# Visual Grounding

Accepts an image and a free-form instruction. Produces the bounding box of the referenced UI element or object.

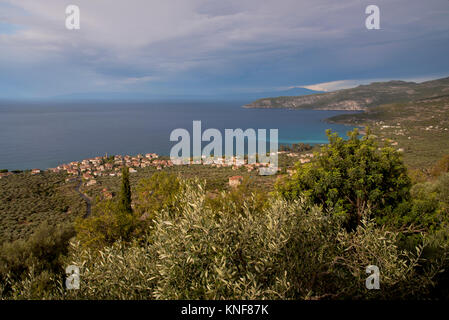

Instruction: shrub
[74,199,145,249]
[276,128,411,230]
[205,177,269,216]
[74,171,178,249]
[0,221,74,298]
[408,168,428,184]
[379,182,440,230]
[436,173,449,213]
[55,181,442,300]
[134,172,183,220]
[279,142,313,153]
[431,154,449,177]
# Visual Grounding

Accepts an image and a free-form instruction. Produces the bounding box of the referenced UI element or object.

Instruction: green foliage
[279,142,312,153]
[382,175,449,233]
[104,155,115,164]
[421,227,449,299]
[74,199,145,249]
[332,220,443,299]
[410,183,441,227]
[431,154,449,177]
[205,177,269,216]
[1,132,449,300]
[15,181,440,300]
[408,168,428,184]
[0,221,74,298]
[118,166,132,214]
[0,172,84,243]
[135,172,183,220]
[436,173,449,215]
[1,181,447,300]
[277,128,411,230]
[329,96,449,170]
[75,172,187,249]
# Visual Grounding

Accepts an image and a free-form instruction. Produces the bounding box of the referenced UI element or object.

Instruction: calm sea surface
[0,101,358,170]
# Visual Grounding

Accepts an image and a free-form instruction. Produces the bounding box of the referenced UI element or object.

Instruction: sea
[0,101,358,170]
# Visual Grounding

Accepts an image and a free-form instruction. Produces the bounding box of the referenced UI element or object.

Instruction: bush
[379,182,440,230]
[205,177,269,216]
[431,154,449,177]
[0,221,74,298]
[279,143,313,153]
[50,181,442,300]
[74,172,181,249]
[277,129,411,230]
[134,172,183,220]
[421,228,449,299]
[436,173,449,213]
[74,199,145,249]
[385,178,449,232]
[408,168,428,184]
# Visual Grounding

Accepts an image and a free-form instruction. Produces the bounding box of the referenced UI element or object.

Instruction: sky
[0,0,448,100]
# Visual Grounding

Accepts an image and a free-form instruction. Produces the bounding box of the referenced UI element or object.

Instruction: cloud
[119,76,159,85]
[300,80,361,92]
[297,74,448,92]
[0,0,448,98]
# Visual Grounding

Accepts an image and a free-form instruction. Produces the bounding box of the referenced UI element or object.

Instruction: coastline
[0,104,355,171]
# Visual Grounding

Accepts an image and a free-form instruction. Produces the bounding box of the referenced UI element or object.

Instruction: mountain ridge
[243,76,449,110]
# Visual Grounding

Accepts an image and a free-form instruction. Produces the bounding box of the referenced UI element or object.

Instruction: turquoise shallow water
[0,101,358,170]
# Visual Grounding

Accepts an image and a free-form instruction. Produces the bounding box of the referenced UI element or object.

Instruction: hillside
[0,172,85,243]
[243,76,449,110]
[328,95,449,169]
[0,153,302,244]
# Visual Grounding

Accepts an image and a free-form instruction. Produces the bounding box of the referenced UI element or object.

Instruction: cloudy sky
[0,0,448,99]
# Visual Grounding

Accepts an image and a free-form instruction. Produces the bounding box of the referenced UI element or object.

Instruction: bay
[0,101,358,170]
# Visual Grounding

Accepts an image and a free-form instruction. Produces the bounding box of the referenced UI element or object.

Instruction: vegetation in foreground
[1,129,449,300]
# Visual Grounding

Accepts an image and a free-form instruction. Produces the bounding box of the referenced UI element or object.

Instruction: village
[47,153,163,185]
[1,150,317,190]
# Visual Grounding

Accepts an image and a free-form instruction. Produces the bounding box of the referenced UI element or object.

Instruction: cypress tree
[119,166,132,213]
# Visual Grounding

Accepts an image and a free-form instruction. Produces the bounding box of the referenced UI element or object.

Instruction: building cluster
[173,153,280,173]
[211,160,274,173]
[0,172,13,179]
[284,152,314,164]
[298,153,314,164]
[377,121,449,136]
[1,169,41,179]
[424,125,449,132]
[2,151,316,182]
[46,153,165,184]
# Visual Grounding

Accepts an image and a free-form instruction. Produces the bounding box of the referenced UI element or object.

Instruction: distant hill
[243,76,449,110]
[218,87,322,101]
[46,87,322,103]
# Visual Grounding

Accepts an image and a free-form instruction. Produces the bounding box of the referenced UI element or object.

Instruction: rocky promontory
[243,77,449,111]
